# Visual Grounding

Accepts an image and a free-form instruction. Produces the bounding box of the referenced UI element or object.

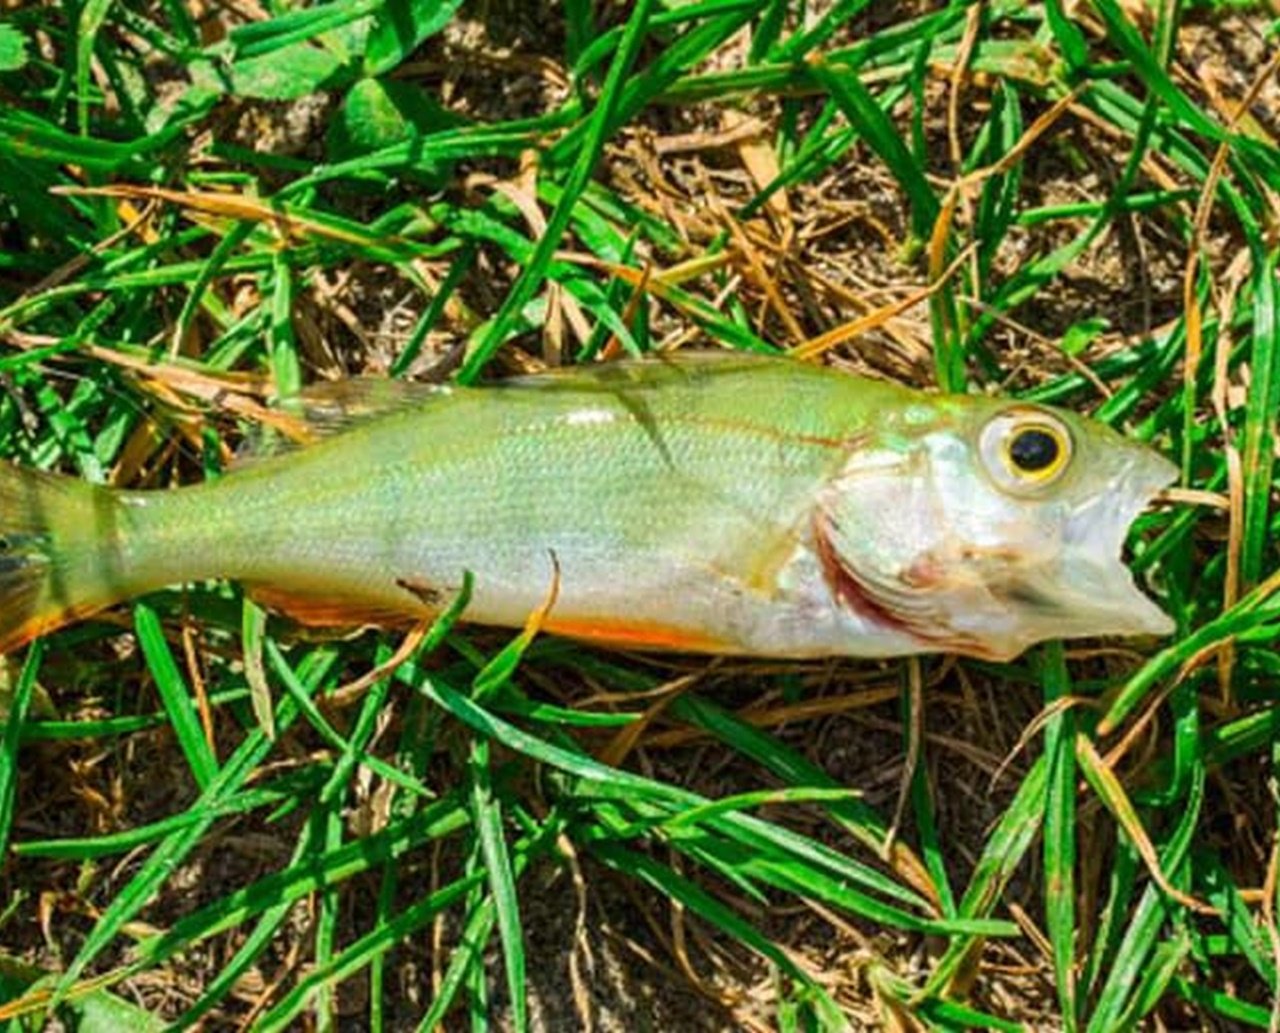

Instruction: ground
[1,2,1279,1030]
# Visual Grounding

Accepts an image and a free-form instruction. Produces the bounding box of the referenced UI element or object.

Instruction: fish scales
[126,359,871,639]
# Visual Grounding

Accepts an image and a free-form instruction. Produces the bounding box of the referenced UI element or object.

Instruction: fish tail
[0,463,128,653]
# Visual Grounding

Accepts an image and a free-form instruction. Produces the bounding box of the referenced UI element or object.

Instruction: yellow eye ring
[979,409,1074,493]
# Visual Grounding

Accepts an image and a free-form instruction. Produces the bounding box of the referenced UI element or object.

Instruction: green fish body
[0,354,1175,660]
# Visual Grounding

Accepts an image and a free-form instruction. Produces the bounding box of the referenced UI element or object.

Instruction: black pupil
[1009,428,1060,472]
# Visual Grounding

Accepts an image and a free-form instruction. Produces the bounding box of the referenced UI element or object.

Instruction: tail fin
[0,464,124,654]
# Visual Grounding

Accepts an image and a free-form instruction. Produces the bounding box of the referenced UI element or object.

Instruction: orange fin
[542,616,731,653]
[0,603,117,655]
[246,583,425,630]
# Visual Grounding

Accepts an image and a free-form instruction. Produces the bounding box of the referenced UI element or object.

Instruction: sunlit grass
[1,0,1278,1028]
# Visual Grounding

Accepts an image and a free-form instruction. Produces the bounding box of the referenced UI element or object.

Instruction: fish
[0,352,1176,661]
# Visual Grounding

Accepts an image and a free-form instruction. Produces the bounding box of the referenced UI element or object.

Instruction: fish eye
[979,409,1073,494]
[1008,426,1063,474]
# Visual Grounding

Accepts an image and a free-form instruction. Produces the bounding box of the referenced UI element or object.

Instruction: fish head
[817,396,1177,661]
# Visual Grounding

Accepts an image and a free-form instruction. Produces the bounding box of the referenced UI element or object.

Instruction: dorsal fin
[289,376,453,430]
[239,355,778,459]
[239,376,452,459]
[499,351,777,395]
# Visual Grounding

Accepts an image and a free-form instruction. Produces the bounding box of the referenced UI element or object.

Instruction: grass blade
[458,0,655,381]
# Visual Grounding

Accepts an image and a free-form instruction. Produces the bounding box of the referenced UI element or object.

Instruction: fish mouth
[1007,450,1179,641]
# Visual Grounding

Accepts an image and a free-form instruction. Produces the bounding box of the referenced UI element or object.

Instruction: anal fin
[542,616,731,653]
[246,583,425,631]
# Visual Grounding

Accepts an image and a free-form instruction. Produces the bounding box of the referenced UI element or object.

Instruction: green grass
[1,0,1279,1028]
